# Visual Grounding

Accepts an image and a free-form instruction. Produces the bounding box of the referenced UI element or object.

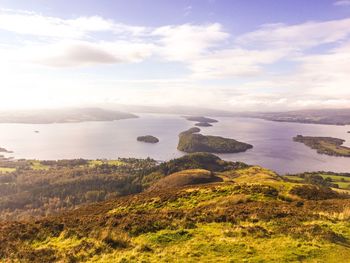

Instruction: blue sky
[0,0,350,110]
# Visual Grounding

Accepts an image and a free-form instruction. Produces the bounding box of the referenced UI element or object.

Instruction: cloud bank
[0,8,350,111]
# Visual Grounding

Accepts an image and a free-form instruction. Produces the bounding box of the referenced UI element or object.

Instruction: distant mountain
[106,104,350,126]
[245,108,350,125]
[105,104,233,116]
[0,108,137,124]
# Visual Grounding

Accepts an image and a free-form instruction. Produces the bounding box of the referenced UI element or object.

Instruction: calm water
[1,113,350,174]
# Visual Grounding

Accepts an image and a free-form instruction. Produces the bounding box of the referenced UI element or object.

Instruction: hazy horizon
[1,0,350,111]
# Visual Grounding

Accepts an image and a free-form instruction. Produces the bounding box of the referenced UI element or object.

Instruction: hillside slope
[1,155,350,262]
[0,153,248,221]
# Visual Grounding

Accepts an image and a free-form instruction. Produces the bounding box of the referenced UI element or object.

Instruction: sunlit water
[1,113,350,174]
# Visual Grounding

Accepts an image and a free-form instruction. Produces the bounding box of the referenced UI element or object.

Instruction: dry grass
[319,206,350,221]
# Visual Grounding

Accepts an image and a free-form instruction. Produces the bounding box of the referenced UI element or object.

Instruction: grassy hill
[147,169,222,191]
[1,154,350,262]
[0,153,247,220]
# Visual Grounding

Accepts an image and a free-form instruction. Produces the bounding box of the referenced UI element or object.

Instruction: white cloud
[189,48,289,78]
[32,41,155,67]
[237,18,350,50]
[231,40,350,110]
[0,9,146,39]
[334,0,350,6]
[294,42,350,96]
[1,9,350,110]
[153,23,229,61]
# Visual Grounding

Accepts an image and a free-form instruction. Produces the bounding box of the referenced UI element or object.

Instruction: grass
[285,173,350,190]
[319,206,350,221]
[88,160,125,167]
[284,175,304,182]
[32,238,104,262]
[2,159,350,262]
[0,167,16,173]
[86,222,350,263]
[320,174,350,189]
[30,160,50,170]
[108,180,276,214]
[319,174,350,182]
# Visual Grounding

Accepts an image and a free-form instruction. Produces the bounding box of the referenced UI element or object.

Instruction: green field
[284,175,304,182]
[319,174,350,189]
[30,160,50,170]
[285,173,350,190]
[0,167,16,173]
[88,160,125,167]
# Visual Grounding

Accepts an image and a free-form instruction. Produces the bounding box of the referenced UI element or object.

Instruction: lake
[1,113,350,174]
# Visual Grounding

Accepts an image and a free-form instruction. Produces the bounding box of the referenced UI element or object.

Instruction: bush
[100,230,130,249]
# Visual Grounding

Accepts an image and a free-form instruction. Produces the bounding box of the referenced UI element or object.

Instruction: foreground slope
[0,154,350,262]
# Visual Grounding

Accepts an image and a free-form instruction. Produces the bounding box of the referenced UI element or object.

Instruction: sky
[0,0,350,111]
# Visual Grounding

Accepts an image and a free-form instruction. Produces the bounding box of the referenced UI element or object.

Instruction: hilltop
[0,153,350,262]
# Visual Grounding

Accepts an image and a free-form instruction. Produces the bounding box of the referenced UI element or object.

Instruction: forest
[0,158,157,220]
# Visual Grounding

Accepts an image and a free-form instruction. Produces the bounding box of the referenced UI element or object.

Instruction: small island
[195,122,213,127]
[177,127,253,153]
[185,116,218,123]
[137,135,159,143]
[293,135,350,157]
[0,147,13,153]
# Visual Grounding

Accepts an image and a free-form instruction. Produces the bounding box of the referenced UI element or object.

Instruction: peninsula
[293,135,350,157]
